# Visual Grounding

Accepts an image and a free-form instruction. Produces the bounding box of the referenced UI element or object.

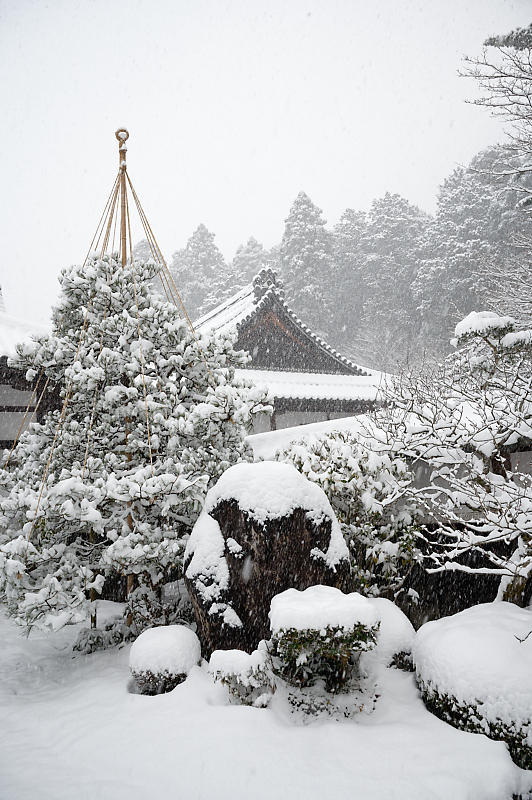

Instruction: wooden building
[194,269,385,431]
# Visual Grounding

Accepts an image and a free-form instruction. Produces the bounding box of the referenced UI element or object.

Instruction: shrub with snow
[269,586,379,695]
[129,624,201,695]
[367,597,415,669]
[209,642,274,706]
[277,431,422,598]
[413,602,532,769]
[369,311,532,605]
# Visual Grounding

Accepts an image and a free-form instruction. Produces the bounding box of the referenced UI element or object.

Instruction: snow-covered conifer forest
[0,3,532,799]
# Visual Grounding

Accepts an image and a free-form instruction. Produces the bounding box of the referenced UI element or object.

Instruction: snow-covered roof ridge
[234,368,385,402]
[194,269,369,377]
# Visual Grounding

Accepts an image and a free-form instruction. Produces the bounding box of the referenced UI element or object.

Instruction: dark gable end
[208,269,367,376]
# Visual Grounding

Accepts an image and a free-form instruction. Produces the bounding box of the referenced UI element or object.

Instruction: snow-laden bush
[208,588,416,719]
[269,586,379,698]
[129,624,201,695]
[209,642,274,707]
[369,311,532,603]
[277,431,422,597]
[367,596,415,670]
[0,255,270,634]
[413,602,532,769]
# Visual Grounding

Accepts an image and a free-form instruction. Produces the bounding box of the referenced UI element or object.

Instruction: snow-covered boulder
[184,461,350,656]
[129,625,201,695]
[413,602,532,768]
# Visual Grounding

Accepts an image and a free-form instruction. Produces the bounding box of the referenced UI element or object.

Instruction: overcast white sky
[1,0,530,322]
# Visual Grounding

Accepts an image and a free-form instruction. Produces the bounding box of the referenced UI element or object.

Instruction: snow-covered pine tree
[330,208,367,356]
[0,254,269,633]
[413,146,532,359]
[169,224,229,319]
[357,192,430,371]
[280,192,333,334]
[231,237,266,286]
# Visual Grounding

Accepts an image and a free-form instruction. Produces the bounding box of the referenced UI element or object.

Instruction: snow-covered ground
[0,606,530,800]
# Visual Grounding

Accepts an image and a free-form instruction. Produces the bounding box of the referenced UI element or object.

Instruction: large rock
[184,461,351,656]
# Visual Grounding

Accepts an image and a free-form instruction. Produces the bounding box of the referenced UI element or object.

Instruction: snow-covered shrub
[369,311,532,605]
[269,586,379,695]
[0,255,270,634]
[74,620,134,654]
[367,596,415,670]
[209,642,275,706]
[129,624,201,695]
[277,432,422,598]
[413,602,532,769]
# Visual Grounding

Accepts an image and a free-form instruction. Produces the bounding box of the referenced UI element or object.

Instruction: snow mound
[269,586,378,634]
[209,642,269,681]
[203,460,348,568]
[129,625,201,676]
[368,598,415,665]
[413,602,532,730]
[454,311,514,339]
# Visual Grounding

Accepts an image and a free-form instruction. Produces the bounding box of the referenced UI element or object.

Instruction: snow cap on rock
[203,460,349,568]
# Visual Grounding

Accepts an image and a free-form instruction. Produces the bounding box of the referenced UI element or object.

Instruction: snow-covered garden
[2,10,532,800]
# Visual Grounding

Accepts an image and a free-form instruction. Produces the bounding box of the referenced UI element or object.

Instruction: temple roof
[194,269,368,376]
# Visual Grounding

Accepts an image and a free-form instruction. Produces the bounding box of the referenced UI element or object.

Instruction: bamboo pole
[115,128,129,267]
[115,129,136,622]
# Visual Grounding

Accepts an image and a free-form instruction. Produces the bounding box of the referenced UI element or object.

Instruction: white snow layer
[247,414,368,460]
[184,513,229,600]
[0,610,529,800]
[368,597,415,665]
[454,311,514,339]
[205,460,335,524]
[0,311,49,358]
[413,602,532,730]
[203,460,348,567]
[129,625,201,675]
[209,642,269,681]
[234,368,385,401]
[269,586,378,634]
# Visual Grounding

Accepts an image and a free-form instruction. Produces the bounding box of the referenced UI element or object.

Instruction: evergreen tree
[169,224,228,319]
[0,255,268,633]
[232,237,266,286]
[280,192,333,333]
[357,193,430,370]
[330,209,367,351]
[414,146,532,358]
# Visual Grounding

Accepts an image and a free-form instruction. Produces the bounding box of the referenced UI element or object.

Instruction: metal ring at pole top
[115,128,129,143]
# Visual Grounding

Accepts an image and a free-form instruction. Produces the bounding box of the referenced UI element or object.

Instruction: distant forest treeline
[135,144,532,371]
